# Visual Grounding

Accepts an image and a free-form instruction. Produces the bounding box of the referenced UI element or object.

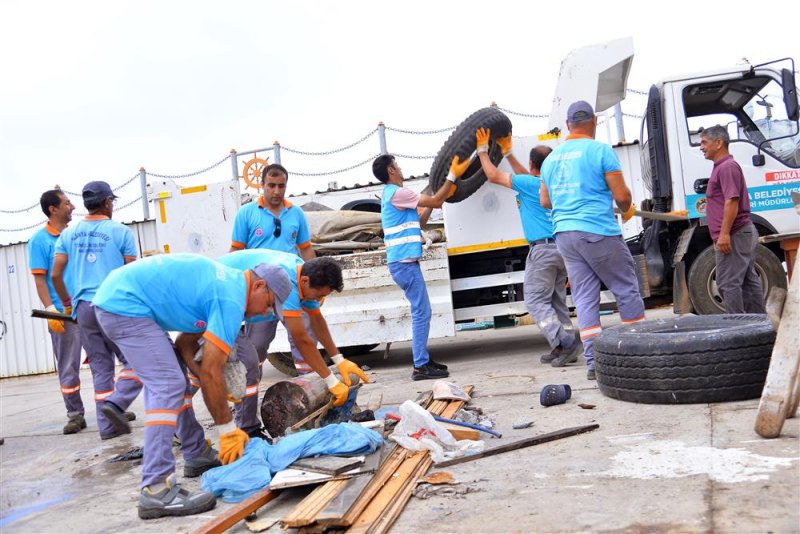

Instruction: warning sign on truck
[765,170,800,183]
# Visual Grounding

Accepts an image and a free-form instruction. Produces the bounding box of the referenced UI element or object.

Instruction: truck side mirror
[782,68,799,121]
[693,178,709,194]
[752,154,766,167]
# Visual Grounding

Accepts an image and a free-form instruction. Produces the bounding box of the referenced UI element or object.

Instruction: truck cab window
[683,77,800,168]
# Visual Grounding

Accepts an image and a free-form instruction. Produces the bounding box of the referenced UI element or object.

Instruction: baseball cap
[82,181,118,202]
[566,100,595,123]
[252,263,291,319]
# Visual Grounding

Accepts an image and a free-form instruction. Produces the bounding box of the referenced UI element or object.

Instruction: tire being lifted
[428,107,512,203]
[594,314,775,404]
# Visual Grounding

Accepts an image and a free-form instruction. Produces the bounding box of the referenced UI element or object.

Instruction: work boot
[63,414,87,435]
[138,473,216,519]
[123,411,136,422]
[587,369,597,381]
[412,364,449,381]
[540,345,562,364]
[427,359,448,371]
[100,401,132,437]
[551,338,583,368]
[184,445,221,478]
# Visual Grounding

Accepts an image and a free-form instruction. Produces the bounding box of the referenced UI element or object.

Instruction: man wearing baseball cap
[217,249,367,439]
[93,253,290,519]
[540,100,645,381]
[52,180,143,439]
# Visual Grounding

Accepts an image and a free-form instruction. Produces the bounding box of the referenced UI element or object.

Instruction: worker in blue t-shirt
[475,128,581,367]
[230,164,318,375]
[52,180,142,439]
[540,101,645,381]
[27,188,86,435]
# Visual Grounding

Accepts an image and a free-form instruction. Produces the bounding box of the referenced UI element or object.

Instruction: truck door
[669,68,800,235]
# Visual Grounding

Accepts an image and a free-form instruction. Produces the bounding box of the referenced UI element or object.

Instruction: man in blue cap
[52,180,142,438]
[93,253,291,519]
[540,101,645,380]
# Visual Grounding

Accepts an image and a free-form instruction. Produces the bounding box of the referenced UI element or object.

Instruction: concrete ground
[1,307,798,533]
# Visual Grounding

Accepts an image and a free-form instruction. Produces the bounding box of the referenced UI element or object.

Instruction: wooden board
[440,422,479,441]
[755,258,800,438]
[192,488,281,534]
[290,455,365,476]
[434,424,600,468]
[282,479,349,528]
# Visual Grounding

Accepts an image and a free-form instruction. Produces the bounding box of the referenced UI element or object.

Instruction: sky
[1,0,798,244]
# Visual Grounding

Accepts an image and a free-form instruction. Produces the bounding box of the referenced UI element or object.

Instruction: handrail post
[230,149,238,181]
[139,167,150,219]
[378,122,387,154]
[273,141,281,165]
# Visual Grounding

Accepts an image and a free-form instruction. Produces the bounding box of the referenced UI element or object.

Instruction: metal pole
[604,112,613,143]
[139,167,150,219]
[614,103,626,143]
[378,122,387,154]
[273,141,281,165]
[230,149,238,181]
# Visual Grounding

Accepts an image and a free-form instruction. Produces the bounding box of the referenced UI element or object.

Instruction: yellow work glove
[476,128,490,153]
[621,203,637,222]
[45,305,65,334]
[217,423,249,465]
[330,354,370,387]
[324,373,349,407]
[496,133,513,157]
[447,155,471,182]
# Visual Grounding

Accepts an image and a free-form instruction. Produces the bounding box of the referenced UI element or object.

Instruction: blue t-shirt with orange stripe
[540,135,623,236]
[231,197,312,254]
[217,249,321,323]
[93,254,248,355]
[54,215,137,307]
[28,223,75,312]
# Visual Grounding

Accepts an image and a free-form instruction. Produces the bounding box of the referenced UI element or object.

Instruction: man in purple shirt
[700,125,766,314]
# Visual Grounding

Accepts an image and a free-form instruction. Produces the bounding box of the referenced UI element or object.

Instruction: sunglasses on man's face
[273,217,281,238]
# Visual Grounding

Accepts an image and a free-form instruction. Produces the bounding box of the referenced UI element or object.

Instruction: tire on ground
[266,351,298,377]
[594,314,775,404]
[429,107,512,203]
[687,244,787,315]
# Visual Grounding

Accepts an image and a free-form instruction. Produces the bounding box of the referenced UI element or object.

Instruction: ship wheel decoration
[241,156,269,190]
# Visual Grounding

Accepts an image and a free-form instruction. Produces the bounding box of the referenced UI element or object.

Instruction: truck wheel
[595,314,775,404]
[687,244,787,315]
[428,107,512,203]
[339,344,379,357]
[266,352,298,377]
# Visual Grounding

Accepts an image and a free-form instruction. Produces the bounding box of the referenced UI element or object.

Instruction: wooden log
[755,258,800,438]
[434,424,601,468]
[192,488,280,534]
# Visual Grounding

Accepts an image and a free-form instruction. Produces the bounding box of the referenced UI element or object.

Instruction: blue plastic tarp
[200,423,383,502]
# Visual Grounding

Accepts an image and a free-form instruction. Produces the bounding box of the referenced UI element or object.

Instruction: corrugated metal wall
[0,219,158,377]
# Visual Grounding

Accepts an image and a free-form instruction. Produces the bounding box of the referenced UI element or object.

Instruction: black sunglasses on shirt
[273,217,281,238]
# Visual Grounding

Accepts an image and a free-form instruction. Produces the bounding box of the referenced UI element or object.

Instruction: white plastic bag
[389,400,484,463]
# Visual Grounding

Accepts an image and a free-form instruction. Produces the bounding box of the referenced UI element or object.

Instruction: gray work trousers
[555,231,646,370]
[714,222,766,314]
[523,243,575,349]
[50,321,85,417]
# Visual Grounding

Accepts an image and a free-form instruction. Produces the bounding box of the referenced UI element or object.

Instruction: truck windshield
[684,76,800,168]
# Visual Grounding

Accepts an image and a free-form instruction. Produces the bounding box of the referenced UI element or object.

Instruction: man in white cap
[93,253,291,519]
[540,101,645,380]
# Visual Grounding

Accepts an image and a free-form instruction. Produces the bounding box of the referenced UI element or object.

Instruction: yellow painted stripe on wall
[158,200,167,223]
[180,185,207,195]
[447,238,529,256]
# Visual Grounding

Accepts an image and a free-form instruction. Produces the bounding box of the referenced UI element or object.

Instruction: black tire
[429,107,512,203]
[687,244,787,315]
[265,351,298,377]
[339,344,379,357]
[594,314,775,404]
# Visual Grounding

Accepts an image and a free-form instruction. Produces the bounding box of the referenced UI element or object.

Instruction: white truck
[148,38,798,375]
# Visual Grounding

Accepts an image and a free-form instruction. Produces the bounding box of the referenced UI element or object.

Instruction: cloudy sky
[1,0,797,244]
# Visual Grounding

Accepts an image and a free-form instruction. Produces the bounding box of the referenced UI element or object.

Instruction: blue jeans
[388,261,431,368]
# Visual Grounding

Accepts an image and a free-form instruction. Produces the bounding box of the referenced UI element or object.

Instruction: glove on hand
[475,128,490,153]
[218,424,249,465]
[621,203,637,222]
[46,304,65,334]
[496,133,513,156]
[447,155,471,182]
[324,373,349,407]
[330,354,370,386]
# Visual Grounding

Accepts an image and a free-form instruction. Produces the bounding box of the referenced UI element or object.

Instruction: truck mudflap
[267,243,456,353]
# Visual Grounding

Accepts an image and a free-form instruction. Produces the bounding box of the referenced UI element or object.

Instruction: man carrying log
[217,249,369,438]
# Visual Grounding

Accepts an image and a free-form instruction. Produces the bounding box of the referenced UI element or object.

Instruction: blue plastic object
[201,423,383,503]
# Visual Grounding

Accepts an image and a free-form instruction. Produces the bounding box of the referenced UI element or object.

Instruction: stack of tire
[428,107,512,203]
[594,314,776,404]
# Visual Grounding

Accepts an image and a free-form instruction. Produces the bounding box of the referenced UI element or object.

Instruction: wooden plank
[282,479,349,528]
[370,456,433,534]
[193,488,281,534]
[315,472,373,523]
[290,455,365,476]
[434,424,600,468]
[440,422,479,441]
[755,258,800,438]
